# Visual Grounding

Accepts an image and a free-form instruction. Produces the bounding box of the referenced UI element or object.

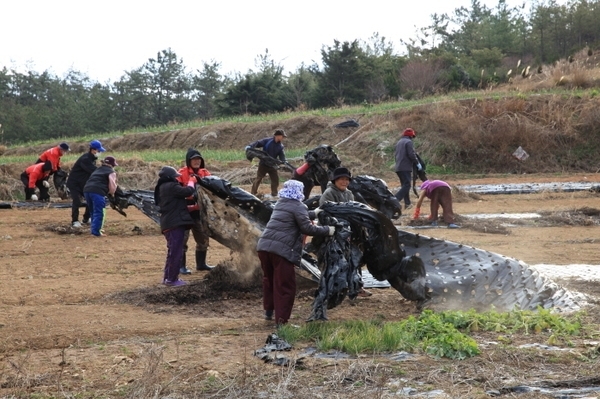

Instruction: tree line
[1,0,599,145]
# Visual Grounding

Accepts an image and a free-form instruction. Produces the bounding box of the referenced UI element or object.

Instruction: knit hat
[274,129,287,137]
[331,167,352,182]
[103,156,118,167]
[59,142,70,151]
[402,128,416,138]
[278,180,305,201]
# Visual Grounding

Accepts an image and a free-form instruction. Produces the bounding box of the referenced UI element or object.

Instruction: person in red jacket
[37,142,70,173]
[20,161,53,201]
[176,148,214,274]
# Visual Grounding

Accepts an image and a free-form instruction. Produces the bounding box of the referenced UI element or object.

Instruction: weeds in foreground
[278,309,583,360]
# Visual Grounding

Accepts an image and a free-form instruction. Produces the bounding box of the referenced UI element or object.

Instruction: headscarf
[278,180,305,201]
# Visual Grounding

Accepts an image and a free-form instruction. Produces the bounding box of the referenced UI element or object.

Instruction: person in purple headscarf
[256,179,334,325]
[414,180,459,228]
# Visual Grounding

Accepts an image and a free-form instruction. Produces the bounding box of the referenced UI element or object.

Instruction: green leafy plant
[278,309,582,360]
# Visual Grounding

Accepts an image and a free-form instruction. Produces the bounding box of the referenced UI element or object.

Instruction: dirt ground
[1,174,600,398]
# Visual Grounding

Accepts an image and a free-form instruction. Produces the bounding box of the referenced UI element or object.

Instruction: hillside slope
[2,93,600,191]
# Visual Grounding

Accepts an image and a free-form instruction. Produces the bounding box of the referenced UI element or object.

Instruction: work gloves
[244,145,251,151]
[314,207,323,217]
[412,207,421,219]
[416,163,423,171]
[328,226,336,236]
[31,194,38,201]
[42,180,50,188]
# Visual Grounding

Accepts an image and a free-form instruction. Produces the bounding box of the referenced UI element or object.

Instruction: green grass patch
[277,309,583,360]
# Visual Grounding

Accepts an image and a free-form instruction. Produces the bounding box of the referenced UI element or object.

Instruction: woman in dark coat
[154,166,196,286]
[257,179,334,325]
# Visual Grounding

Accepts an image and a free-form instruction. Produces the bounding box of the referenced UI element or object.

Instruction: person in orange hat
[394,128,422,211]
[83,156,118,237]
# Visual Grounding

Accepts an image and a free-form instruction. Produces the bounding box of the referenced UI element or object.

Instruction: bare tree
[399,60,444,96]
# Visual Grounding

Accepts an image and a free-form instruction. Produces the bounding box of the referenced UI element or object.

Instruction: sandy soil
[1,174,600,398]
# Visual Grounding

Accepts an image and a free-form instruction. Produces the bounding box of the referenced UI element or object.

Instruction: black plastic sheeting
[2,177,583,313]
[253,334,300,367]
[348,175,401,220]
[333,119,360,128]
[307,218,363,321]
[307,202,429,320]
[294,145,342,194]
[397,231,581,311]
[245,147,295,173]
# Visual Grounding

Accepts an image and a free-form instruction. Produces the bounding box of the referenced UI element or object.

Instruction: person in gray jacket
[154,166,196,287]
[319,167,354,205]
[318,167,372,297]
[257,179,334,325]
[394,128,423,210]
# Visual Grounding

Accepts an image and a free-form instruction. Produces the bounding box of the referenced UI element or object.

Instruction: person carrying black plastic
[176,148,214,274]
[154,166,197,287]
[66,140,106,228]
[257,180,334,325]
[245,129,287,198]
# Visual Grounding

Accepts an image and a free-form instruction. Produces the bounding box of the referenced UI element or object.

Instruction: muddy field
[1,174,600,398]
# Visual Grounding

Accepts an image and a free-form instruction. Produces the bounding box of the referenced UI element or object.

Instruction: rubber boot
[196,250,214,271]
[179,251,192,275]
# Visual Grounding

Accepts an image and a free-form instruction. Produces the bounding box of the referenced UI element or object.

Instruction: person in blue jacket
[245,129,287,198]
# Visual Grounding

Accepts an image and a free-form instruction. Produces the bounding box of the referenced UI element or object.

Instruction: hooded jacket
[177,148,211,184]
[154,175,195,232]
[176,148,211,219]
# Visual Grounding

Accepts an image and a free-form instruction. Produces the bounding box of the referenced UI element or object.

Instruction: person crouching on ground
[318,167,372,297]
[176,148,214,275]
[413,179,459,228]
[154,166,197,287]
[83,156,118,237]
[257,179,334,325]
[21,161,53,201]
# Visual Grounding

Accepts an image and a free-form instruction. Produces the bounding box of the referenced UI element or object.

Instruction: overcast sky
[2,0,545,83]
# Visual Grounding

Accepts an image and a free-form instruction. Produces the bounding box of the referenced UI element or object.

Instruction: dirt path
[1,174,600,398]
